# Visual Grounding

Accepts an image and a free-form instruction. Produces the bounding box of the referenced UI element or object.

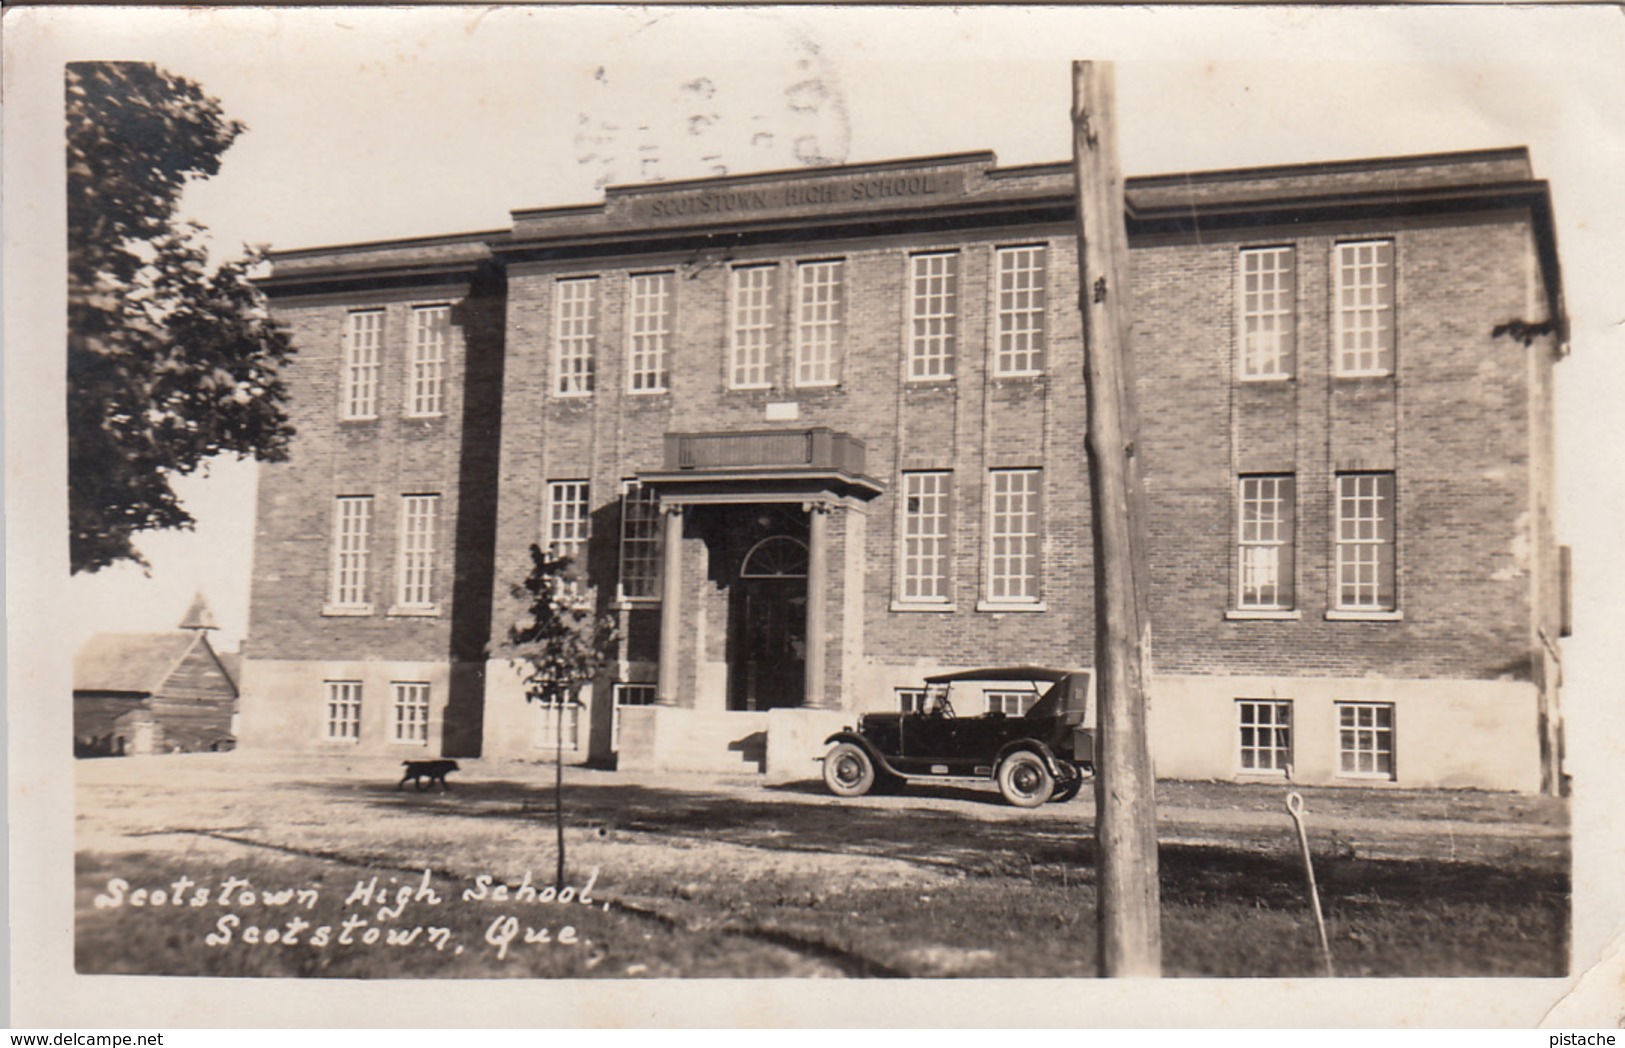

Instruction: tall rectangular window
[1337,702,1395,779]
[987,468,1041,603]
[533,692,582,753]
[908,252,958,380]
[795,260,844,386]
[546,481,591,594]
[619,481,662,600]
[899,471,951,602]
[396,495,438,609]
[730,265,776,389]
[612,682,656,750]
[554,278,597,395]
[627,272,672,393]
[1336,473,1396,610]
[1239,247,1295,379]
[391,682,431,745]
[1238,700,1292,773]
[1335,240,1395,375]
[995,245,1047,376]
[324,681,362,742]
[342,311,382,419]
[408,305,450,416]
[329,496,373,609]
[1238,475,1296,610]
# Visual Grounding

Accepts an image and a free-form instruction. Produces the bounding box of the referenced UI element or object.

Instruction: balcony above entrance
[639,428,884,503]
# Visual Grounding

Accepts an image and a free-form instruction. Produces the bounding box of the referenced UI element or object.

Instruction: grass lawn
[74,754,1569,979]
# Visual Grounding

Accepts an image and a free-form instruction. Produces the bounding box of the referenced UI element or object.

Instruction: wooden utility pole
[1071,60,1162,977]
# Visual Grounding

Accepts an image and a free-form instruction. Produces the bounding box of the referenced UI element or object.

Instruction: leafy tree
[67,61,295,574]
[505,545,620,887]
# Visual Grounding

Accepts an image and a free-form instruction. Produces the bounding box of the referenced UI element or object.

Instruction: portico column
[657,502,684,706]
[804,500,832,709]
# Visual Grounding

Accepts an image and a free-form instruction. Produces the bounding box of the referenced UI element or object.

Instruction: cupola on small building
[239,147,1571,793]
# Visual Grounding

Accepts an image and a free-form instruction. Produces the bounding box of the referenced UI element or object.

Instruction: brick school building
[239,147,1570,792]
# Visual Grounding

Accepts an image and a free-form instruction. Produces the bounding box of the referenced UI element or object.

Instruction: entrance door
[730,536,808,711]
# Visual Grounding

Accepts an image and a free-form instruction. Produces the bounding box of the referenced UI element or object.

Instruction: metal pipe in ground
[1286,792,1335,977]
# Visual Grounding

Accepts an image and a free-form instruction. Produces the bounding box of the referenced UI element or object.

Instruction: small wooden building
[73,596,239,756]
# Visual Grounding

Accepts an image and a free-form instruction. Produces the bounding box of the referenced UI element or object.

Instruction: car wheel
[1052,779,1083,803]
[823,742,877,798]
[997,750,1055,808]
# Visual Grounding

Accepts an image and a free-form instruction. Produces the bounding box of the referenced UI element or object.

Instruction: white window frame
[985,468,1042,605]
[324,681,363,742]
[546,480,591,595]
[611,682,657,751]
[1335,473,1396,612]
[1336,701,1395,780]
[554,277,597,396]
[1237,699,1292,774]
[627,272,673,394]
[328,496,373,611]
[729,265,777,389]
[1238,475,1295,611]
[533,690,583,753]
[407,305,450,416]
[908,252,958,381]
[898,471,952,604]
[342,310,383,419]
[985,689,1038,717]
[896,688,930,714]
[1334,240,1395,377]
[794,259,844,387]
[994,245,1047,377]
[618,481,662,602]
[391,681,431,745]
[395,494,439,611]
[1238,246,1295,380]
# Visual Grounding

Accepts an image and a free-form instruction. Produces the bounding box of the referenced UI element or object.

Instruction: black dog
[399,759,459,791]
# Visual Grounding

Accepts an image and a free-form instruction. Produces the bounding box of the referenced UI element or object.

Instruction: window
[730,265,776,389]
[627,272,672,393]
[1238,475,1295,610]
[986,690,1037,716]
[324,681,362,742]
[795,260,844,386]
[342,311,382,419]
[1337,702,1395,779]
[1336,473,1396,611]
[908,252,958,380]
[408,305,450,416]
[612,682,656,750]
[554,278,597,395]
[546,481,591,591]
[898,472,952,603]
[619,481,661,600]
[329,496,373,609]
[391,682,431,745]
[995,246,1047,375]
[533,692,582,753]
[396,495,439,609]
[1238,700,1292,773]
[1335,240,1395,375]
[987,468,1042,603]
[897,688,930,714]
[1239,247,1295,379]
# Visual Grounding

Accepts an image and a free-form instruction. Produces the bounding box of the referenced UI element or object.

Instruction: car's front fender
[822,731,903,778]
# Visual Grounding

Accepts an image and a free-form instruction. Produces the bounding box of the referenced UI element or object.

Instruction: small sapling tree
[505,544,618,888]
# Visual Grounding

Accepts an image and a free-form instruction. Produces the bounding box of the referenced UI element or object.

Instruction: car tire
[823,742,878,798]
[1052,779,1083,803]
[997,750,1055,808]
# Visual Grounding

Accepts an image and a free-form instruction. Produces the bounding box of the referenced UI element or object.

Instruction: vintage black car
[821,666,1095,807]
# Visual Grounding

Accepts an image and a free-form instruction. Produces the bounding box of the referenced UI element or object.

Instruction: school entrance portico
[616,428,881,773]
